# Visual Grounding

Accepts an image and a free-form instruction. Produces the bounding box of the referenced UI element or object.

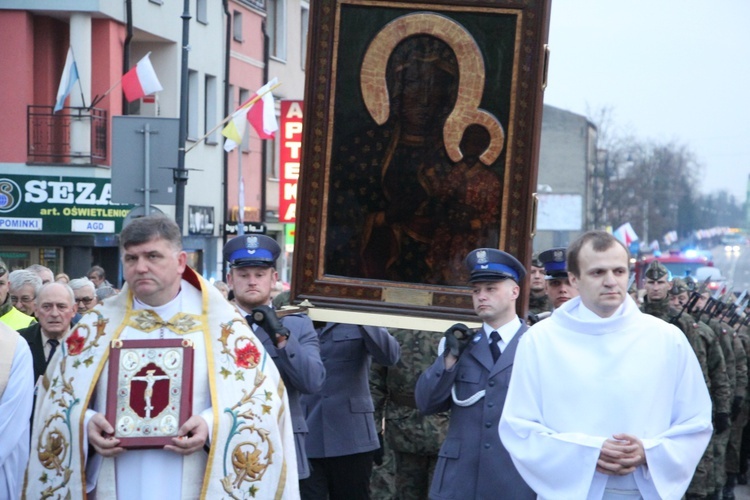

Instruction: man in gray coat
[224,234,326,481]
[301,323,400,499]
[415,248,535,499]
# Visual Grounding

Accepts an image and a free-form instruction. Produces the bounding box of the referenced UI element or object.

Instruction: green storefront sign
[0,174,134,234]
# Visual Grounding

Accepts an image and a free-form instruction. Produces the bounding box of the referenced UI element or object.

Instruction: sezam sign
[0,175,134,234]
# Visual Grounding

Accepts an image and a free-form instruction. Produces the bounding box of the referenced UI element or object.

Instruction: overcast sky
[543,0,750,201]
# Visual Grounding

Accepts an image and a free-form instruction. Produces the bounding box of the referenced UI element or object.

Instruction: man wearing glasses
[9,270,42,319]
[69,277,98,313]
[0,261,35,330]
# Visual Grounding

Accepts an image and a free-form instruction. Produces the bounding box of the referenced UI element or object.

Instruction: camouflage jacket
[641,297,708,378]
[371,329,449,456]
[701,316,737,397]
[732,327,748,400]
[690,315,732,415]
[528,293,553,315]
[737,329,750,401]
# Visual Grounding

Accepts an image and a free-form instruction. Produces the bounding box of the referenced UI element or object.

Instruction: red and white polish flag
[122,53,163,102]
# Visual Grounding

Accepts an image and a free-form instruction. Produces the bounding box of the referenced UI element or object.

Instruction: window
[187,70,199,140]
[266,0,286,60]
[233,10,243,42]
[300,3,309,70]
[239,88,251,152]
[204,75,217,144]
[196,0,208,24]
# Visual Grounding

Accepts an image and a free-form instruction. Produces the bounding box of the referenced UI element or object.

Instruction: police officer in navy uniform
[223,234,326,482]
[538,247,579,310]
[300,322,400,499]
[415,248,535,499]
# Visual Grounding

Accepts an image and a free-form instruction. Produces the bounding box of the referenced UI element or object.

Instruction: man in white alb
[25,215,298,499]
[499,230,712,499]
[0,321,34,500]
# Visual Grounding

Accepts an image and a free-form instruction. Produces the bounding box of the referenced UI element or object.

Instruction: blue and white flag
[54,48,79,112]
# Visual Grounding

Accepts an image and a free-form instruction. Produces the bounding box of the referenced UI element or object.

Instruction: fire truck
[633,251,714,289]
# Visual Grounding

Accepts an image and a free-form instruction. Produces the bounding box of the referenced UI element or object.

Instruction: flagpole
[91,50,155,109]
[69,45,88,109]
[88,80,123,109]
[237,148,245,235]
[185,82,281,153]
[175,0,192,233]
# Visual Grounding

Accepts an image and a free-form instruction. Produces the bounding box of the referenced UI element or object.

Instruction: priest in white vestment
[499,231,712,500]
[24,215,298,499]
[0,322,34,500]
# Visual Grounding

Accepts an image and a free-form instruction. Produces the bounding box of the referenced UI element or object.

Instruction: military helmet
[669,278,689,296]
[683,275,697,292]
[530,252,543,268]
[645,260,670,281]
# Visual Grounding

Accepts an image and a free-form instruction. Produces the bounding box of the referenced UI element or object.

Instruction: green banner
[0,174,134,234]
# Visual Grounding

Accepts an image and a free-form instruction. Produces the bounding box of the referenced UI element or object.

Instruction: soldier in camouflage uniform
[370,329,449,500]
[369,428,396,500]
[727,316,750,500]
[694,289,738,499]
[672,277,733,499]
[737,314,750,486]
[641,265,718,499]
[527,253,552,321]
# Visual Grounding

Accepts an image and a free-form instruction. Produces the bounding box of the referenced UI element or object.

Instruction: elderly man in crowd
[69,277,99,314]
[19,282,78,383]
[27,264,54,285]
[0,259,35,330]
[9,269,42,318]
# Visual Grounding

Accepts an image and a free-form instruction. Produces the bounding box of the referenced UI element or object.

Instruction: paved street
[738,483,750,499]
[710,242,750,293]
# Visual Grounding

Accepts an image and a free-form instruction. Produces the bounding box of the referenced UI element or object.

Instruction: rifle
[722,290,746,321]
[670,276,710,325]
[685,277,712,315]
[698,287,723,322]
[728,297,749,327]
[627,273,636,293]
[715,290,742,323]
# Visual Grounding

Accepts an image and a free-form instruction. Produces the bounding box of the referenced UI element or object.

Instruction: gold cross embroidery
[129,310,203,335]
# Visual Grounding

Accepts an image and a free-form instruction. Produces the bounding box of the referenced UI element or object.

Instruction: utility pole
[174,0,191,232]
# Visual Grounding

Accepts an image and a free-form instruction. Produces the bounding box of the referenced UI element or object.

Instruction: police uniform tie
[490,331,501,362]
[46,339,59,364]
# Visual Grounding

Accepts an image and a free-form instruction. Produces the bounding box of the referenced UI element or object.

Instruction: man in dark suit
[415,248,535,499]
[20,282,77,384]
[224,234,326,482]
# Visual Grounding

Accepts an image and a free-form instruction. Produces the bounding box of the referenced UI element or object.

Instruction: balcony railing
[27,106,107,165]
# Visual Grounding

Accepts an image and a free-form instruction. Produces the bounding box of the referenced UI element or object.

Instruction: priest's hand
[596,433,646,476]
[165,414,208,455]
[88,412,125,457]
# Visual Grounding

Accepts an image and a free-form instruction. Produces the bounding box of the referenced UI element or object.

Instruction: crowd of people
[0,217,745,499]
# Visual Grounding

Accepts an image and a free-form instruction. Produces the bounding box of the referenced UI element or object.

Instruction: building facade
[533,104,598,251]
[0,0,267,284]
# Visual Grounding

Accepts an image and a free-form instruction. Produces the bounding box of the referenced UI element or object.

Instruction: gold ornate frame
[293,0,551,321]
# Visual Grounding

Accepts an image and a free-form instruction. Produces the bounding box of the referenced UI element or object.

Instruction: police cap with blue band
[223,234,280,268]
[464,248,526,284]
[538,247,568,280]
